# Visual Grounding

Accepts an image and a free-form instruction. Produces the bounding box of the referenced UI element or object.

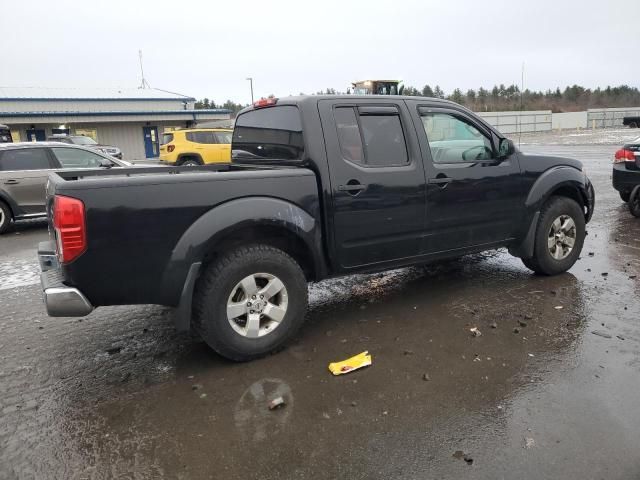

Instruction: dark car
[623,116,640,128]
[0,124,12,143]
[47,135,123,159]
[612,136,640,216]
[37,95,594,361]
[0,142,131,233]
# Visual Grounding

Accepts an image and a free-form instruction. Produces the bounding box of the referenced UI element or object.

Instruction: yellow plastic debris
[328,351,372,376]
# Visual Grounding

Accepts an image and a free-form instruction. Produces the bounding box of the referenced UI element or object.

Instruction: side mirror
[498,138,515,159]
[99,159,114,169]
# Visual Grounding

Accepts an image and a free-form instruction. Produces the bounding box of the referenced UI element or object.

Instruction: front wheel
[629,188,640,218]
[522,196,585,275]
[192,244,308,361]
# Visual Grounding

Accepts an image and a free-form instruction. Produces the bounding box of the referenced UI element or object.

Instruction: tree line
[400,84,640,112]
[194,84,640,115]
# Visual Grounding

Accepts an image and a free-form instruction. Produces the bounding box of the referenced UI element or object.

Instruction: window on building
[51,147,109,168]
[74,128,98,142]
[0,148,52,171]
[10,130,20,142]
[334,106,409,167]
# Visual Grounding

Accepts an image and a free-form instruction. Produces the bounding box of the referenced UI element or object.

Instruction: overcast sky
[1,0,637,105]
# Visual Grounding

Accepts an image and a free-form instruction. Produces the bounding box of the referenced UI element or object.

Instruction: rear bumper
[612,163,640,193]
[38,241,93,317]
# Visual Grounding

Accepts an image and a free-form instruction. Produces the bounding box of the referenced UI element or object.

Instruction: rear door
[409,103,524,253]
[319,100,427,269]
[0,147,55,215]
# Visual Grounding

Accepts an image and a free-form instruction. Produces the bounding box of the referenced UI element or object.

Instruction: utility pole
[246,77,254,104]
[520,62,525,111]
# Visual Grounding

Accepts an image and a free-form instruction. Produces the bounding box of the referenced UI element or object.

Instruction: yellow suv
[159,128,232,165]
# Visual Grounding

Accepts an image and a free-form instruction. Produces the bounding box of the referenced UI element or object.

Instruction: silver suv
[47,135,123,159]
[0,142,130,233]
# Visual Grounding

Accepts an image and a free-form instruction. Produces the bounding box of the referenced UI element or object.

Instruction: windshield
[72,136,98,145]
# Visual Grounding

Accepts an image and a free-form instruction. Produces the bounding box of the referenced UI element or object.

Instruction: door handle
[428,176,453,188]
[4,179,19,185]
[338,182,367,194]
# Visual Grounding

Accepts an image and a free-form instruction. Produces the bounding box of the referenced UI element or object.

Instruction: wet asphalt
[1,137,639,479]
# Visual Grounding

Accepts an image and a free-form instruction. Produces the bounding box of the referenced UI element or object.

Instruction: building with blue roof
[0,87,231,160]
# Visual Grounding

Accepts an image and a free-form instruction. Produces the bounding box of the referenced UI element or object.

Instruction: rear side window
[0,148,51,171]
[334,106,408,167]
[186,132,216,144]
[161,133,174,145]
[233,106,304,161]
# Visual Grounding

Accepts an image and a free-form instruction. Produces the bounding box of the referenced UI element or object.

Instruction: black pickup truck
[38,96,595,360]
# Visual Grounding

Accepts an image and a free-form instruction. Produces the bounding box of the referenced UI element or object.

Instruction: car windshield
[72,136,98,145]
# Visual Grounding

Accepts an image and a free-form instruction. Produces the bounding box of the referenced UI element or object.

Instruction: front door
[319,100,426,269]
[213,131,232,162]
[25,129,46,142]
[143,126,159,158]
[410,104,524,253]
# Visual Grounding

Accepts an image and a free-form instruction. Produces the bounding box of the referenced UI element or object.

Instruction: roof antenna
[138,50,151,89]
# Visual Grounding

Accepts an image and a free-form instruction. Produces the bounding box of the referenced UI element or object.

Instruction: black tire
[179,156,202,166]
[629,189,640,218]
[629,122,638,129]
[192,244,308,361]
[521,196,585,275]
[0,201,13,234]
[619,191,631,203]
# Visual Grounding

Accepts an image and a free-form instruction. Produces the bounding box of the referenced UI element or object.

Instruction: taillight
[253,97,278,108]
[614,148,635,163]
[167,145,175,153]
[53,195,86,263]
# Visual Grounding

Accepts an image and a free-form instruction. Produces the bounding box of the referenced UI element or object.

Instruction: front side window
[233,106,304,161]
[214,131,232,144]
[334,106,409,167]
[0,148,51,171]
[420,112,494,163]
[52,147,108,168]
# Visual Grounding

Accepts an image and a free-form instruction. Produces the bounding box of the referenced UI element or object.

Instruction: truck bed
[47,164,320,307]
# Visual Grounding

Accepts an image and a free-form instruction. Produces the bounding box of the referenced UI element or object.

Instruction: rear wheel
[0,201,13,234]
[521,196,585,275]
[192,244,308,361]
[619,191,631,202]
[180,156,201,166]
[629,122,638,129]
[629,188,640,218]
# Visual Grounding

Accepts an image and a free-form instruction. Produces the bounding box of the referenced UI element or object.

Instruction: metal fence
[476,110,552,134]
[586,108,640,129]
